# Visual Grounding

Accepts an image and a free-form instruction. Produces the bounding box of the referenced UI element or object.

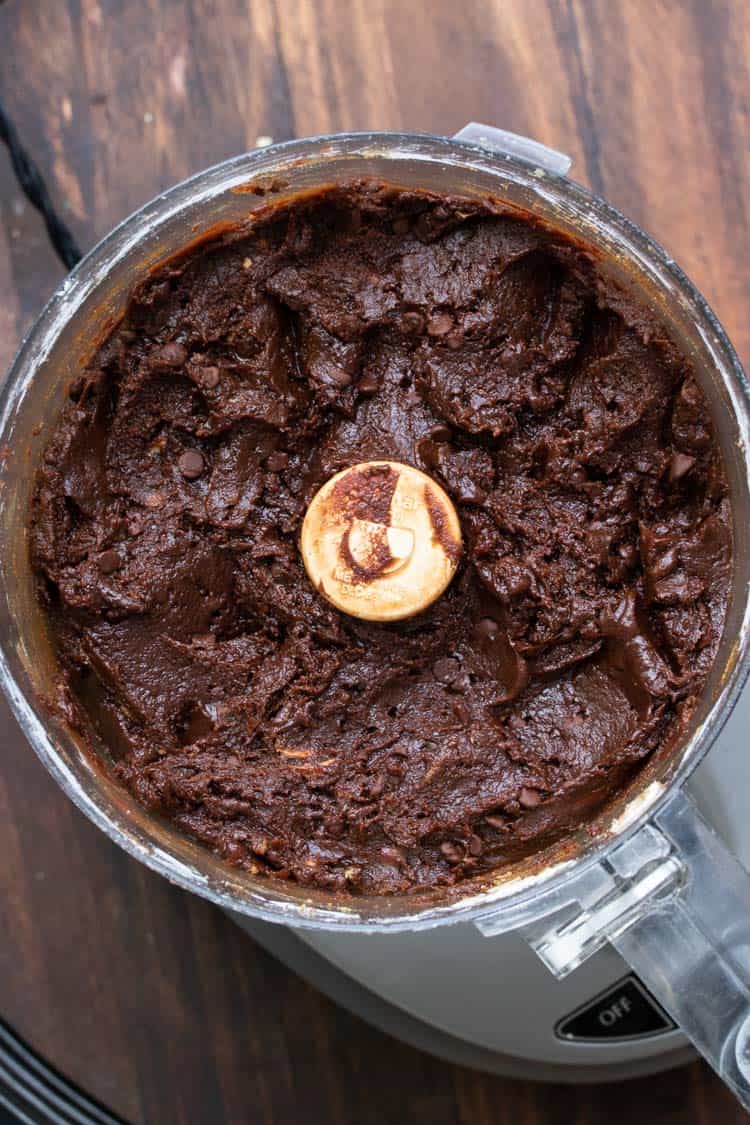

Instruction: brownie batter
[31,183,732,895]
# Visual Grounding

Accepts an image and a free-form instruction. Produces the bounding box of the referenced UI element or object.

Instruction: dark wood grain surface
[0,2,748,1122]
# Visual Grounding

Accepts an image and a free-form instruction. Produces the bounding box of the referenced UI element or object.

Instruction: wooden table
[0,2,748,1121]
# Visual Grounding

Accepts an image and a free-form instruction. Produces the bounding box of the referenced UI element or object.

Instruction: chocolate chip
[440,841,463,864]
[485,814,507,830]
[178,449,205,480]
[154,341,187,367]
[467,833,483,856]
[200,365,221,389]
[427,312,454,337]
[325,367,353,387]
[426,423,452,443]
[519,786,541,809]
[474,617,500,643]
[668,451,696,483]
[265,451,289,472]
[433,656,460,683]
[401,310,425,334]
[456,482,487,506]
[98,549,121,574]
[381,845,406,864]
[392,216,411,235]
[417,437,441,471]
[357,372,380,396]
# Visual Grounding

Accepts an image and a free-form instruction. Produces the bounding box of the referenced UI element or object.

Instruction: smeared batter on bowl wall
[30,183,731,894]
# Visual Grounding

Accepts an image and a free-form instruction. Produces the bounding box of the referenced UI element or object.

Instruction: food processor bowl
[1,127,750,1104]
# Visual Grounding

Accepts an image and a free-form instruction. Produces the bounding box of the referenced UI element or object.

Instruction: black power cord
[0,96,82,270]
[0,1015,128,1124]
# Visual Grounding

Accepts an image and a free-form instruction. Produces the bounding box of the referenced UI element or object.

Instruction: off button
[555,975,676,1042]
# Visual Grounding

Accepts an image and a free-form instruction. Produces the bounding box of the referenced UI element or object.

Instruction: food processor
[1,124,750,1105]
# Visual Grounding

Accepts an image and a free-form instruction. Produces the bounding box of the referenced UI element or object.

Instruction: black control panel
[555,974,676,1042]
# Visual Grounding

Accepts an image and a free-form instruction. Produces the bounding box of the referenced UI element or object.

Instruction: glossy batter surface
[31,183,731,894]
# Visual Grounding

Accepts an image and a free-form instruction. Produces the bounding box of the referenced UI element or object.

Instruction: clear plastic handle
[511,790,750,1112]
[452,122,572,176]
[613,791,750,1110]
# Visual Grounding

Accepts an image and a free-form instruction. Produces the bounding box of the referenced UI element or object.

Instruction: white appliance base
[232,913,695,1082]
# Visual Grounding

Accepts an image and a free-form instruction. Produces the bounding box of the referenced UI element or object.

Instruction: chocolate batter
[31,183,732,895]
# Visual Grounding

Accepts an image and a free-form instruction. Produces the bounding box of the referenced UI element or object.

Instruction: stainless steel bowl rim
[1,130,749,932]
